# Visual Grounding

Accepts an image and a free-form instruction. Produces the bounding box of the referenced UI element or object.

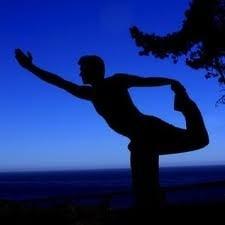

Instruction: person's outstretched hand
[15,49,33,69]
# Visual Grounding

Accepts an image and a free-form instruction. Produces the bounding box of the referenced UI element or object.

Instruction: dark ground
[0,199,224,225]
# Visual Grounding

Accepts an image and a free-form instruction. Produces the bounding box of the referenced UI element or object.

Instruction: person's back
[91,74,144,136]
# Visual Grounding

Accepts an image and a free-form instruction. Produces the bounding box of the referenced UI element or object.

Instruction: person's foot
[171,82,191,112]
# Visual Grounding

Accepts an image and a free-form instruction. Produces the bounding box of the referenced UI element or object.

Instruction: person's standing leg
[130,144,160,214]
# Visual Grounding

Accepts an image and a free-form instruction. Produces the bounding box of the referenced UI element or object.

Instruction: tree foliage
[130,0,225,104]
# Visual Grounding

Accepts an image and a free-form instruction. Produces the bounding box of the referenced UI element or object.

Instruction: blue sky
[0,0,224,171]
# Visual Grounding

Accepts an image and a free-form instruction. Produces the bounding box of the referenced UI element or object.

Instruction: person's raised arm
[116,74,184,89]
[15,49,93,101]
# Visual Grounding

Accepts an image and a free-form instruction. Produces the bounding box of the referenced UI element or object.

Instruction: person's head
[78,55,105,85]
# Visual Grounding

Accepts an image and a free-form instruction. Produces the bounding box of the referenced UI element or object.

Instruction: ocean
[0,165,225,208]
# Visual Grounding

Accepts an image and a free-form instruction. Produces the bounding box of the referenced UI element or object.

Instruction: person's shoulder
[108,73,130,80]
[105,73,132,87]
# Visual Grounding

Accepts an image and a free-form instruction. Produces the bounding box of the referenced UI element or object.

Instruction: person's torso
[91,75,142,136]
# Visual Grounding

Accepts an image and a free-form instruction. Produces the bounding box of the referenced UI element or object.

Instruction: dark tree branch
[130,0,225,104]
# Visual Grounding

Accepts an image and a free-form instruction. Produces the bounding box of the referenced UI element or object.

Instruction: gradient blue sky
[0,0,224,171]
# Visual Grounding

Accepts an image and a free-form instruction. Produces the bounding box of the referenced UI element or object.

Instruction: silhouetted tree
[130,0,225,104]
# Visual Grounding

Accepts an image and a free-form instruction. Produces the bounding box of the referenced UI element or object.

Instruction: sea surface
[1,165,225,208]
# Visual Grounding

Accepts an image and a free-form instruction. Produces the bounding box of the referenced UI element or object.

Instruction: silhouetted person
[15,49,209,213]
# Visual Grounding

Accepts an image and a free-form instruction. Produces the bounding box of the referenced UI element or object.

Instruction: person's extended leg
[173,84,209,151]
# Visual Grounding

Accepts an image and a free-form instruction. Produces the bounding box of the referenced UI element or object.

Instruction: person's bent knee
[198,134,209,148]
[191,133,209,150]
